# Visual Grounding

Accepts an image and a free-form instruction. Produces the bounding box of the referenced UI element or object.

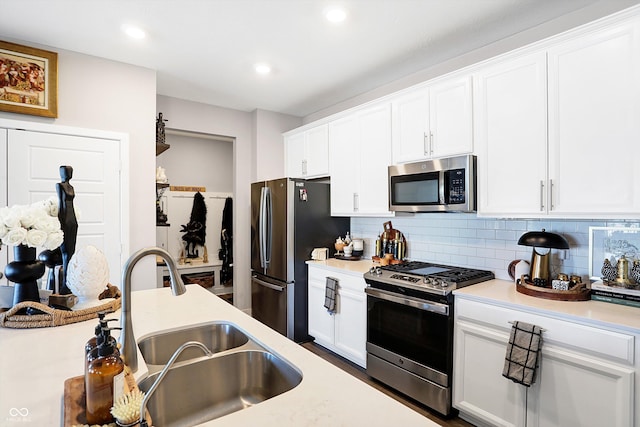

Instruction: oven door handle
[365,287,449,316]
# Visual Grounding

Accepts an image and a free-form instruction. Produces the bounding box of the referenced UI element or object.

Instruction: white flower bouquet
[0,197,64,250]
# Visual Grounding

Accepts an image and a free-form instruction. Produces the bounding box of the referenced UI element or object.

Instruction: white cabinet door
[547,19,640,216]
[308,266,367,368]
[358,104,392,216]
[454,319,524,427]
[305,124,329,178]
[391,88,430,163]
[0,129,6,280]
[285,125,329,179]
[429,76,473,158]
[308,267,335,348]
[6,129,122,286]
[334,282,367,368]
[329,115,360,215]
[474,51,548,216]
[529,347,634,427]
[285,132,305,178]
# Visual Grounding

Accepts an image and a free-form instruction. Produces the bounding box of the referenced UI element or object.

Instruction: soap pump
[86,326,125,425]
[85,311,117,357]
[86,325,120,373]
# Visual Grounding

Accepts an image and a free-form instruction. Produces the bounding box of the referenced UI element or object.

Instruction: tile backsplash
[350,214,640,282]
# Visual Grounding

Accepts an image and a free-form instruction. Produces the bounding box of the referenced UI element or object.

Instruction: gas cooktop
[364,261,494,296]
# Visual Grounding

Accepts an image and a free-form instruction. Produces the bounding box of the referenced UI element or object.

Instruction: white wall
[252,109,302,182]
[351,215,639,282]
[157,133,233,192]
[0,43,157,291]
[305,0,640,123]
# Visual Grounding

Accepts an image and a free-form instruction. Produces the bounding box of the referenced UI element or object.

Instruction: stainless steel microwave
[388,154,477,213]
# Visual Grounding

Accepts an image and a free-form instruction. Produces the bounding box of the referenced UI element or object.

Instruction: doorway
[155,129,235,303]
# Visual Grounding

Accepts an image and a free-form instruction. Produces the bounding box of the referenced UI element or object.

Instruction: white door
[547,19,640,216]
[285,132,305,178]
[305,124,329,178]
[5,129,122,287]
[334,278,367,368]
[307,268,335,348]
[474,51,548,216]
[358,104,393,216]
[391,88,430,163]
[429,75,473,158]
[329,115,360,216]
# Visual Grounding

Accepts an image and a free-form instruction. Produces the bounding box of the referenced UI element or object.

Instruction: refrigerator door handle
[259,187,267,268]
[252,275,286,292]
[265,186,272,268]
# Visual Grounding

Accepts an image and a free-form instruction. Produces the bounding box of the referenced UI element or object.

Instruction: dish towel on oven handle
[324,277,338,314]
[502,321,543,387]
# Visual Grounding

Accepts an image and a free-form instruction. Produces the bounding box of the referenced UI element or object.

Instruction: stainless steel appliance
[363,261,494,416]
[388,154,476,213]
[251,178,349,342]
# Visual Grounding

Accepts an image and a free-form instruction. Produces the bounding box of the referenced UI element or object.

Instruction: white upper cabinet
[329,103,393,217]
[284,124,329,179]
[391,75,473,164]
[477,14,640,218]
[474,51,548,216]
[547,18,640,217]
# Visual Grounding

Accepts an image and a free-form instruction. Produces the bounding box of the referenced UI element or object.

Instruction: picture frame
[0,40,57,118]
[588,226,640,281]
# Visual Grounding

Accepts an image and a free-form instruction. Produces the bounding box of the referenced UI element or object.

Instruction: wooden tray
[516,279,590,301]
[63,366,148,427]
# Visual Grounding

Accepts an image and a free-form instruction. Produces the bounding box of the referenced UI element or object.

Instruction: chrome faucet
[139,341,212,427]
[119,247,186,372]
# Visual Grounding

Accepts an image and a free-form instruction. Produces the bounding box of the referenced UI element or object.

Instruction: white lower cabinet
[308,264,367,368]
[453,298,635,427]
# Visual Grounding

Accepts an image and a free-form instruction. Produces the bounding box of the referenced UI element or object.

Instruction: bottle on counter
[85,326,125,425]
[84,312,117,358]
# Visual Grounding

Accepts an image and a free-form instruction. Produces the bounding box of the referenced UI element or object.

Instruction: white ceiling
[0,0,625,117]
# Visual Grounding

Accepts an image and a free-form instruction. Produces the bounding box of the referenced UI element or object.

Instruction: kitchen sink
[138,350,303,426]
[138,322,249,367]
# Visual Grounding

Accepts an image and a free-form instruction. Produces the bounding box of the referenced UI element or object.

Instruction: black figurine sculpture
[57,165,78,295]
[180,192,207,258]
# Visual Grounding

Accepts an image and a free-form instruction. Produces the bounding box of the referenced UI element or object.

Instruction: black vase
[5,244,46,314]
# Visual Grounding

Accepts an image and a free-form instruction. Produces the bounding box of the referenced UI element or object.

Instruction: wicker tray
[0,285,121,329]
[516,279,590,301]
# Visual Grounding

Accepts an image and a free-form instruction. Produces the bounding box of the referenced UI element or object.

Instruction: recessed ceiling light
[325,8,347,23]
[123,25,146,39]
[255,63,272,75]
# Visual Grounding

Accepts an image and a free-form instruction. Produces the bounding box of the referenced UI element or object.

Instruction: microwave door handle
[439,170,446,206]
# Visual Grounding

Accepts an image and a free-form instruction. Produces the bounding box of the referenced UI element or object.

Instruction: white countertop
[0,284,432,426]
[454,279,640,334]
[306,258,375,275]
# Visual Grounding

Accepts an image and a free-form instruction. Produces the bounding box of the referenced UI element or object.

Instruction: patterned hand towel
[324,277,338,314]
[502,321,543,387]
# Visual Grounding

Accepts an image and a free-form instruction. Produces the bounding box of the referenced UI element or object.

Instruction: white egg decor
[66,245,110,309]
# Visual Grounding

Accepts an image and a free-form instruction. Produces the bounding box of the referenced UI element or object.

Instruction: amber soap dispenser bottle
[85,327,125,425]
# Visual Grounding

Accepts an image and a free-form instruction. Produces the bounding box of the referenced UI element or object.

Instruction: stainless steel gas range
[363,261,494,416]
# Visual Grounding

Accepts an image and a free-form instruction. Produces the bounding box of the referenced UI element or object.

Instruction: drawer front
[456,298,635,365]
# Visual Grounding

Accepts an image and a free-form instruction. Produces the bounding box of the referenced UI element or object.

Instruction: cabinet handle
[539,181,545,212]
[429,132,434,155]
[302,159,307,176]
[423,133,429,155]
[550,179,554,211]
[353,193,359,212]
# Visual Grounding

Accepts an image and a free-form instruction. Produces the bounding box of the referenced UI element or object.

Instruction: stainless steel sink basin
[138,322,249,366]
[138,350,303,426]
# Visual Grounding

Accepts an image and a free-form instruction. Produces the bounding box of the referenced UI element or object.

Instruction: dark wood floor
[300,342,474,427]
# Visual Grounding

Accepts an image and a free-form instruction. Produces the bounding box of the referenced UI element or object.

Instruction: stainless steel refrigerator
[251,178,349,342]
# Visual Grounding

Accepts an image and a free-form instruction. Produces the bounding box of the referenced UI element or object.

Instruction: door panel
[6,129,121,286]
[264,178,289,282]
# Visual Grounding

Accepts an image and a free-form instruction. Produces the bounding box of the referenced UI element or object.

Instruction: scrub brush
[110,388,145,426]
